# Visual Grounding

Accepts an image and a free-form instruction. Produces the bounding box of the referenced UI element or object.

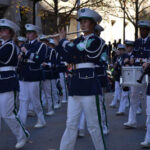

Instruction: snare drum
[120,66,148,86]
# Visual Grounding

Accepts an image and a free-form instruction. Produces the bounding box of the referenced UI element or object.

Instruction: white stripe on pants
[18,81,46,126]
[60,96,105,150]
[0,92,26,142]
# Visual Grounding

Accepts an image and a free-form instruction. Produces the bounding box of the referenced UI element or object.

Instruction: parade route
[0,93,147,150]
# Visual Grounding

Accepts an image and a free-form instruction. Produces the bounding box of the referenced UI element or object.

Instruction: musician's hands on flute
[21,47,27,54]
[53,27,66,46]
[41,62,48,67]
[59,28,66,41]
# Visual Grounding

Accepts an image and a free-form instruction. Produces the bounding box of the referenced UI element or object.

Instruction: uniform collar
[2,39,12,45]
[29,39,37,44]
[142,36,149,43]
[83,33,94,39]
[128,52,132,55]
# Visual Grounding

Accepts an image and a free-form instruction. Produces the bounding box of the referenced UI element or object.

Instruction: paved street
[0,93,147,150]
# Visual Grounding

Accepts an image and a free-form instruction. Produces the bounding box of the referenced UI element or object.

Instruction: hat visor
[40,38,48,41]
[26,30,37,33]
[77,16,96,23]
[0,26,14,31]
[0,26,15,34]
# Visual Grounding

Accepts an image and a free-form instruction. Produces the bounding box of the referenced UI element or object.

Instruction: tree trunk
[33,0,36,25]
[135,0,139,40]
[54,0,59,32]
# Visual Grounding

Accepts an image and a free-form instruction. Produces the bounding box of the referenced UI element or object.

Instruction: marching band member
[116,40,134,115]
[48,39,62,109]
[40,35,58,115]
[110,44,126,108]
[58,55,68,104]
[54,8,106,150]
[124,20,150,129]
[77,24,108,137]
[16,36,36,117]
[39,34,50,109]
[134,20,150,147]
[0,19,29,149]
[95,24,109,134]
[18,24,46,128]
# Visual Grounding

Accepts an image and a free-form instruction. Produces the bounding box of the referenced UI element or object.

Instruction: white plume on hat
[0,19,20,33]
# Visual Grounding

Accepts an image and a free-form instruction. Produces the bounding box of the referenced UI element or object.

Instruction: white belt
[0,66,16,72]
[76,63,95,69]
[27,59,35,63]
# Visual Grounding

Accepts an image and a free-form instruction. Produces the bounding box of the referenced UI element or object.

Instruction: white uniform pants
[145,96,150,142]
[18,81,46,126]
[111,81,121,106]
[78,112,86,130]
[42,80,53,112]
[59,73,68,102]
[118,90,129,113]
[41,89,47,107]
[78,94,108,131]
[127,86,146,124]
[51,79,60,106]
[60,96,105,150]
[0,92,27,142]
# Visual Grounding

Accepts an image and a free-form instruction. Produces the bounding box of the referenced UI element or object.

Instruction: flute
[45,30,88,39]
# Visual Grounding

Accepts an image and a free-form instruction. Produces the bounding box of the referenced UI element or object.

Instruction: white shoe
[54,103,61,109]
[34,122,46,128]
[141,141,150,147]
[15,138,28,149]
[116,112,125,116]
[124,122,137,129]
[62,100,67,104]
[46,111,55,116]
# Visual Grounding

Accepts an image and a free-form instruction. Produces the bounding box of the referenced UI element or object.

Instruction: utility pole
[123,0,126,43]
